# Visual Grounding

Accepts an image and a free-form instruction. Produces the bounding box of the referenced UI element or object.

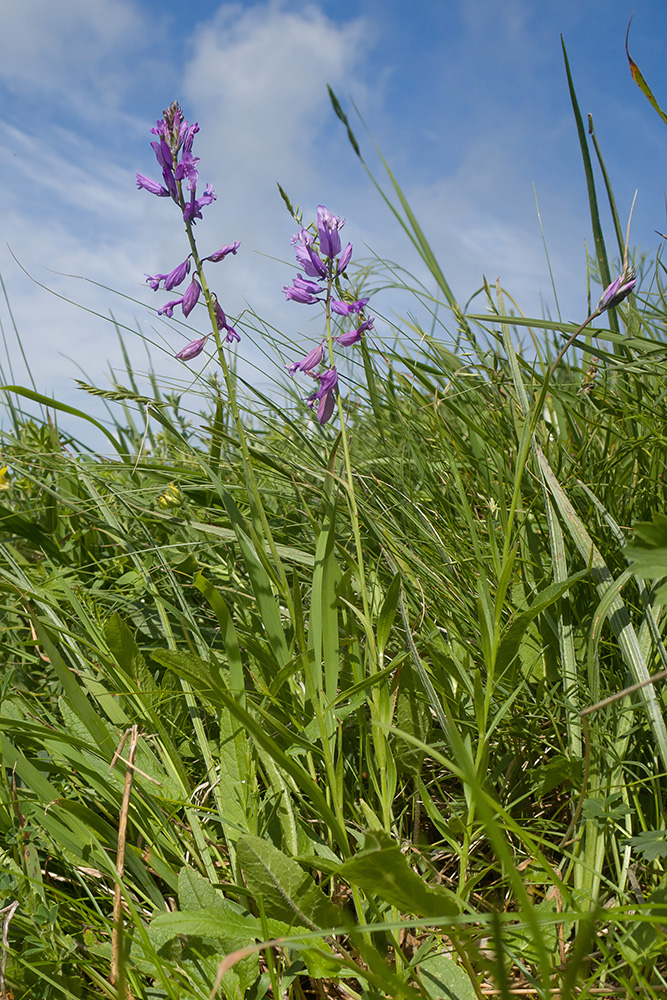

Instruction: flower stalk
[138,102,292,602]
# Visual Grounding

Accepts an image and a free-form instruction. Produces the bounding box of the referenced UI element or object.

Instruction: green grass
[2,68,667,1000]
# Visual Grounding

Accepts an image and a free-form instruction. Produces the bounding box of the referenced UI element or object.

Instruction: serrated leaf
[178,866,227,912]
[237,834,339,930]
[625,830,667,862]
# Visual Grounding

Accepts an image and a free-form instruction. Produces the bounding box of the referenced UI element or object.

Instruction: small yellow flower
[0,466,10,490]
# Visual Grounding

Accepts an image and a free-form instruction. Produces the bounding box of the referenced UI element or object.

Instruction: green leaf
[338,831,457,918]
[377,572,401,654]
[626,19,667,127]
[179,865,227,911]
[0,503,62,559]
[236,834,340,930]
[419,953,476,1000]
[626,514,667,596]
[194,572,245,698]
[625,829,667,862]
[495,571,587,672]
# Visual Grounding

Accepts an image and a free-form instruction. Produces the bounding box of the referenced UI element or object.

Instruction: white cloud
[0,0,149,116]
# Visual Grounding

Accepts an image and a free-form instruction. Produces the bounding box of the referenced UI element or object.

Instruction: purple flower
[213,300,228,329]
[176,335,209,361]
[317,205,345,259]
[183,183,216,224]
[145,271,167,291]
[288,341,325,375]
[292,228,327,278]
[306,367,338,425]
[158,297,184,318]
[150,136,173,172]
[175,149,200,190]
[284,274,324,304]
[204,241,241,263]
[596,266,636,313]
[146,257,192,292]
[335,319,374,347]
[164,257,191,290]
[136,173,170,197]
[212,299,241,342]
[182,122,199,152]
[181,277,201,317]
[331,297,369,316]
[337,242,353,275]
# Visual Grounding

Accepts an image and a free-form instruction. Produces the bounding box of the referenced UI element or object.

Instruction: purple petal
[164,257,191,291]
[136,173,170,197]
[158,297,184,318]
[145,272,167,291]
[317,390,336,425]
[317,205,344,259]
[181,278,201,317]
[176,335,209,361]
[288,341,325,375]
[337,242,353,275]
[205,241,241,263]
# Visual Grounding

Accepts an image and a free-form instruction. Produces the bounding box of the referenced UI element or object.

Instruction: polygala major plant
[137,100,241,361]
[284,204,374,424]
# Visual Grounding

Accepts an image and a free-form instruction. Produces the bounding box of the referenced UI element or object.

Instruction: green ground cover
[1,52,667,1000]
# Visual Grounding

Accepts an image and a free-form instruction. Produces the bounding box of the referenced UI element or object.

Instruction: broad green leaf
[419,953,476,1000]
[236,834,340,930]
[338,831,457,918]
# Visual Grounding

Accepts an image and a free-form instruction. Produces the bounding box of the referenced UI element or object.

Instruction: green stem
[174,177,293,611]
[323,263,376,664]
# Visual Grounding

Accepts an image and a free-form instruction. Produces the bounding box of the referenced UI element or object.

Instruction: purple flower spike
[317,205,345,259]
[181,277,201,317]
[205,241,241,263]
[176,335,209,361]
[337,242,353,275]
[596,266,636,313]
[288,340,325,375]
[136,173,170,197]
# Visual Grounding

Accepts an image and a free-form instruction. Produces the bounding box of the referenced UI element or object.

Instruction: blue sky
[1,0,666,428]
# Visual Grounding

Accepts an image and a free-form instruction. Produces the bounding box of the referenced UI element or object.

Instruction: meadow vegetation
[1,44,667,1000]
